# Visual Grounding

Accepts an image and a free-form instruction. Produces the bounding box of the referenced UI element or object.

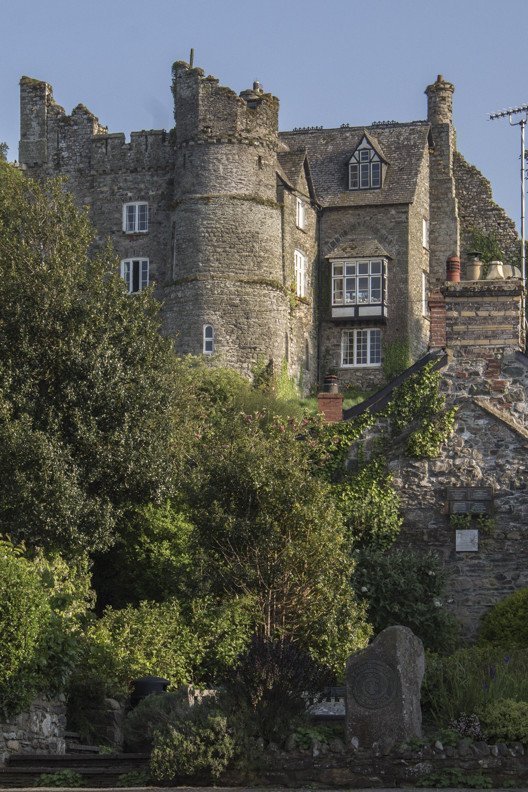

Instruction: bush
[479,588,528,647]
[481,698,528,742]
[0,539,50,687]
[35,770,84,788]
[221,636,333,744]
[83,596,254,694]
[423,646,528,727]
[353,548,459,652]
[124,688,213,752]
[150,698,234,782]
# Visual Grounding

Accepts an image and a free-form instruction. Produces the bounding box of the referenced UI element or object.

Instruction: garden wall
[247,740,528,788]
[0,697,66,764]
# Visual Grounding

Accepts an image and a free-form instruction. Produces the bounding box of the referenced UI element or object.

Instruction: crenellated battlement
[172,61,279,149]
[91,129,173,173]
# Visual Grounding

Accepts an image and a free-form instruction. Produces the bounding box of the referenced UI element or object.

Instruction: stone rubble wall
[0,697,66,764]
[454,150,520,268]
[244,738,528,788]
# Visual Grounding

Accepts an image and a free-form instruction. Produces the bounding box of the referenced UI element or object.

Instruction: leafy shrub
[333,460,402,550]
[0,539,50,687]
[83,595,254,694]
[481,699,528,742]
[35,769,84,787]
[423,646,528,726]
[150,698,234,782]
[221,636,333,744]
[124,688,213,752]
[0,548,94,720]
[382,340,411,381]
[353,548,459,652]
[479,588,528,647]
[116,770,150,787]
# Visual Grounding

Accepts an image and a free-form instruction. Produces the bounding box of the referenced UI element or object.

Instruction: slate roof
[279,122,430,208]
[277,150,307,188]
[324,238,392,260]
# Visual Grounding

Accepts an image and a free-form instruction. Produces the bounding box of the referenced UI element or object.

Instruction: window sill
[123,230,149,235]
[340,364,382,369]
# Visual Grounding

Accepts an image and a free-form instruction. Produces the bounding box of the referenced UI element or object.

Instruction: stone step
[7,753,147,767]
[0,758,149,788]
[65,743,100,754]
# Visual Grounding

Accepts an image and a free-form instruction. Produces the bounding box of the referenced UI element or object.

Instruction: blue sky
[1,0,528,232]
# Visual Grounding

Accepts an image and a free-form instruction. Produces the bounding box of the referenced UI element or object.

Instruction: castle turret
[19,77,53,169]
[163,62,288,376]
[425,75,460,286]
[426,74,454,126]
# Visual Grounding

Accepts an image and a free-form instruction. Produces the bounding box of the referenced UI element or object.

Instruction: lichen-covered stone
[345,626,425,748]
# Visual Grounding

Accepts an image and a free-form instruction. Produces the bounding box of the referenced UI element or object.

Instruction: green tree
[183,410,371,673]
[0,162,178,554]
[0,143,7,162]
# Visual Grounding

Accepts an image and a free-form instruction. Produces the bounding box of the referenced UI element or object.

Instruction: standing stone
[345,625,424,748]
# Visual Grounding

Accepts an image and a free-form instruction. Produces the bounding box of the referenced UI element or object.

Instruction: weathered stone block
[345,626,425,748]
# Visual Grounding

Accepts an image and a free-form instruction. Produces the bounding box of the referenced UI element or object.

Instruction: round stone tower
[425,74,455,126]
[163,61,289,377]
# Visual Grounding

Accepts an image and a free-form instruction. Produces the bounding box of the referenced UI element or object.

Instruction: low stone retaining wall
[235,740,528,788]
[0,698,66,763]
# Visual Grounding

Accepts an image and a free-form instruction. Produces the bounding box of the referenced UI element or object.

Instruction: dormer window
[348,136,384,190]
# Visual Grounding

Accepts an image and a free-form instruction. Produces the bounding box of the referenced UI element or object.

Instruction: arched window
[203,324,215,355]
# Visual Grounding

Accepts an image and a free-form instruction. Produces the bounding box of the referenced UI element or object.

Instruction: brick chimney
[429,277,525,359]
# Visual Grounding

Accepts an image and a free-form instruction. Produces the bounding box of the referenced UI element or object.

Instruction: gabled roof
[277,148,317,202]
[324,238,393,260]
[279,122,430,208]
[349,130,389,164]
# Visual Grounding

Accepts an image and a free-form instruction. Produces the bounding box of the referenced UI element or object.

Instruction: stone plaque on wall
[447,487,493,515]
[456,529,479,552]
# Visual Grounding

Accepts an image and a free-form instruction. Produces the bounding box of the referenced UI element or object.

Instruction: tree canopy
[0,162,178,553]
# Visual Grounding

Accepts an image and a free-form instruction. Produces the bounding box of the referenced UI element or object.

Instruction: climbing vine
[384,362,457,458]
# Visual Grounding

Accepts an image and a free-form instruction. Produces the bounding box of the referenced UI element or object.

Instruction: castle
[18,62,519,392]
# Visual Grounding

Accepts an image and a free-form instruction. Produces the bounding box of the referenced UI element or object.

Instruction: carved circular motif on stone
[350,660,398,710]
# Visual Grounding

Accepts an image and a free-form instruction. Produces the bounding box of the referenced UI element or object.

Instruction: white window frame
[120,258,149,293]
[422,218,430,249]
[203,324,215,355]
[123,202,149,233]
[295,197,306,230]
[294,250,308,298]
[349,140,381,190]
[341,328,382,368]
[332,259,385,306]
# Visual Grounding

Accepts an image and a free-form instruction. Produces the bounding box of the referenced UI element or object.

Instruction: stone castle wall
[454,150,520,268]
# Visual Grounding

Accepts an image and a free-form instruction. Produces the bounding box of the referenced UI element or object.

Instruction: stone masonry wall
[318,203,410,391]
[0,698,66,764]
[454,150,520,268]
[394,280,528,638]
[407,145,431,358]
[280,180,318,393]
